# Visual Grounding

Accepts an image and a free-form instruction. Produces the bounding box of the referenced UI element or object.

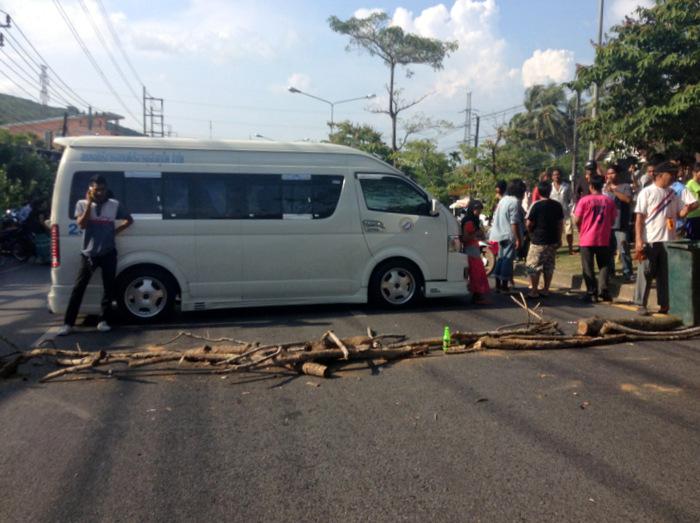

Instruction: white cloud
[608,0,654,22]
[388,0,518,104]
[0,0,298,64]
[354,8,384,19]
[521,49,575,88]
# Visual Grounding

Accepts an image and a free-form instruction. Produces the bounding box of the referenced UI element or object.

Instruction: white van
[48,137,466,322]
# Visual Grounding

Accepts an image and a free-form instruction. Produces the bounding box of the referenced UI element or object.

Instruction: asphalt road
[1,261,699,522]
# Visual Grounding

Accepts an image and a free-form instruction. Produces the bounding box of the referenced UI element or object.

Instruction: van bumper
[48,285,103,316]
[424,252,467,298]
[424,280,467,298]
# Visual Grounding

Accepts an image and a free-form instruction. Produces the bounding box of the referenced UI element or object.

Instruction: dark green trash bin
[665,240,700,326]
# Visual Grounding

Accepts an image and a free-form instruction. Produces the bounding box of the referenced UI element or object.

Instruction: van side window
[359,175,429,215]
[163,173,192,219]
[193,176,228,219]
[69,171,124,218]
[160,173,343,220]
[312,175,343,219]
[244,174,283,219]
[281,175,344,219]
[125,177,162,215]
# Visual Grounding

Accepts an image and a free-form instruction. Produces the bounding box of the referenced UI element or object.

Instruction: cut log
[599,322,700,337]
[577,315,682,336]
[477,334,627,350]
[40,351,106,382]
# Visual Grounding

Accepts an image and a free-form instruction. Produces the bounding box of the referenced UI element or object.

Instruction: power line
[0,47,76,110]
[52,0,140,125]
[0,9,93,110]
[3,30,85,110]
[0,50,41,94]
[77,0,140,103]
[0,65,40,102]
[94,0,144,88]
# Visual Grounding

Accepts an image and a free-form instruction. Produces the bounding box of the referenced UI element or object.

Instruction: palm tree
[508,84,573,156]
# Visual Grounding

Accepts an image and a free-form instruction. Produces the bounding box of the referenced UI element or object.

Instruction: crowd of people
[460,157,700,315]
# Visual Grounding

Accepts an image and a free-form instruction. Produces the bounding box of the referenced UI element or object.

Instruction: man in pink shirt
[574,175,617,302]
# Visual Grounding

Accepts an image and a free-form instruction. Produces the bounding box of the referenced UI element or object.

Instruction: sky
[0,0,654,151]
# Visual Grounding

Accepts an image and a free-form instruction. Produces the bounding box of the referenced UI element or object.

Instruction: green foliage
[575,0,700,154]
[0,130,56,209]
[392,139,456,202]
[328,12,458,150]
[328,120,392,161]
[507,84,574,156]
[0,168,26,211]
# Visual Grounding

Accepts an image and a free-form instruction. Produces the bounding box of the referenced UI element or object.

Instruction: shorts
[564,216,573,235]
[526,243,557,276]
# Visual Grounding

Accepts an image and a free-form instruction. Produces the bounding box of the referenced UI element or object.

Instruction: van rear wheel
[369,260,423,308]
[117,267,176,323]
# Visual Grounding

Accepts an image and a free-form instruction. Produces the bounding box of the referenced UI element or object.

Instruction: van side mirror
[429,198,439,216]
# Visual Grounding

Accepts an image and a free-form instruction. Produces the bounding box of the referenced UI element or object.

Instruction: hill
[0,92,77,125]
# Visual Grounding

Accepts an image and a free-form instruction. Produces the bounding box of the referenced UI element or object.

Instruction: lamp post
[588,0,604,160]
[288,87,376,135]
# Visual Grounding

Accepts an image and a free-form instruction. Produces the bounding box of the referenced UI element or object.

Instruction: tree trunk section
[576,316,682,336]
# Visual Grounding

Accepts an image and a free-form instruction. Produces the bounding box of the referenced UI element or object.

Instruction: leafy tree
[392,139,455,202]
[328,120,392,161]
[0,167,26,211]
[328,12,458,151]
[574,0,700,154]
[507,84,573,156]
[0,130,56,209]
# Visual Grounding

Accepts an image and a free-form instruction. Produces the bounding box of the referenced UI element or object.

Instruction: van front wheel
[117,267,176,323]
[369,260,423,308]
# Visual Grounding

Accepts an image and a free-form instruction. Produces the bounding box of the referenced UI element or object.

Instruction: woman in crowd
[460,200,491,305]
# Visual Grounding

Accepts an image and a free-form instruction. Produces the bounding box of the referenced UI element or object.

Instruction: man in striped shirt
[633,162,698,315]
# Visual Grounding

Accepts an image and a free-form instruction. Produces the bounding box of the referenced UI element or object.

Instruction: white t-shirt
[634,185,697,243]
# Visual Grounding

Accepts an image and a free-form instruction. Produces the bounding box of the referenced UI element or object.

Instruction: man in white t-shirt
[633,162,698,315]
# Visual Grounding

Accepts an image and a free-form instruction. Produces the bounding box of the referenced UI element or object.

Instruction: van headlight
[448,235,461,252]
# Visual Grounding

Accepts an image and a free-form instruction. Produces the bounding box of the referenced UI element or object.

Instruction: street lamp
[288,87,376,135]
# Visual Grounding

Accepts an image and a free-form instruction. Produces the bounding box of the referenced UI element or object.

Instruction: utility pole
[473,115,480,148]
[571,90,581,186]
[462,90,472,145]
[39,65,49,106]
[209,121,213,139]
[588,0,604,160]
[142,87,164,137]
[142,85,146,136]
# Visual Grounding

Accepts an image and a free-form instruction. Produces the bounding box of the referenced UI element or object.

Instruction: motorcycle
[1,209,36,262]
[479,240,498,276]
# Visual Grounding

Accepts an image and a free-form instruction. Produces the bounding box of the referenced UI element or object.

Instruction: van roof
[54,136,397,166]
[54,136,402,174]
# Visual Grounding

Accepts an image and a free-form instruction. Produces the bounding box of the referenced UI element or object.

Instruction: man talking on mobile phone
[58,175,133,336]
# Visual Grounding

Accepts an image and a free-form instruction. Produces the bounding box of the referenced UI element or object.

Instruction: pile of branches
[1,310,699,384]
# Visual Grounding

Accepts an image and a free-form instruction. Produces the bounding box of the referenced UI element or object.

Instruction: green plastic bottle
[442,326,451,352]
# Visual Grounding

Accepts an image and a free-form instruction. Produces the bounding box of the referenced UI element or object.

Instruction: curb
[512,265,656,306]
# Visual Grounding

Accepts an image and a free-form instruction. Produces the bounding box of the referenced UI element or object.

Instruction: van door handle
[362,220,385,232]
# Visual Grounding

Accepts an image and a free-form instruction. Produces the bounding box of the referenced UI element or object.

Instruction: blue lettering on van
[68,223,82,236]
[79,151,185,164]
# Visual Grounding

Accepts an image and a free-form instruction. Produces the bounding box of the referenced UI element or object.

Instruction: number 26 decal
[68,223,82,236]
